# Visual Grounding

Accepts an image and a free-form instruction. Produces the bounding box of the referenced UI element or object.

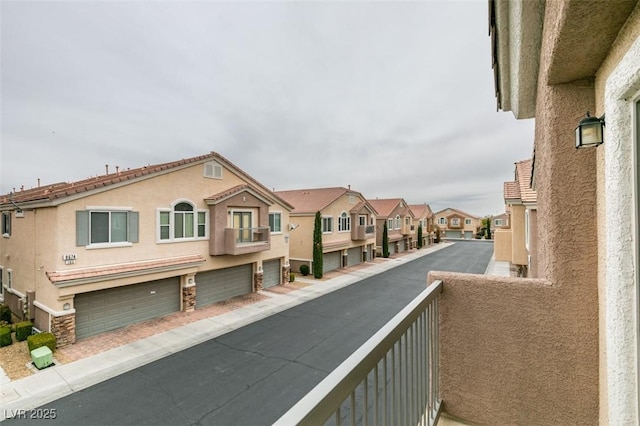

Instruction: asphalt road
[8,240,493,425]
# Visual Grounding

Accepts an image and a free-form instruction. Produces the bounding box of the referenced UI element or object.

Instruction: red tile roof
[1,152,293,210]
[409,203,434,219]
[504,181,521,200]
[434,207,480,219]
[275,187,370,214]
[516,159,537,204]
[367,198,407,218]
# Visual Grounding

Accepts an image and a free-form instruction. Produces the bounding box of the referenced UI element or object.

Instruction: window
[322,216,333,233]
[338,212,351,232]
[76,210,139,247]
[158,201,207,241]
[269,212,282,233]
[359,215,367,226]
[1,212,10,237]
[438,217,446,225]
[233,211,252,243]
[451,218,460,226]
[395,215,401,229]
[405,217,410,225]
[495,219,504,226]
[387,218,393,230]
[204,161,223,179]
[0,266,3,296]
[7,269,12,289]
[465,219,472,225]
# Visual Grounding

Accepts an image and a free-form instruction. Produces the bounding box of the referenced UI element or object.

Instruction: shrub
[0,326,12,348]
[15,321,33,342]
[0,304,11,324]
[27,332,56,353]
[299,264,310,276]
[289,272,295,283]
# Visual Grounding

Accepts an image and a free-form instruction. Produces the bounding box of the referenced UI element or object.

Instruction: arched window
[338,211,351,232]
[159,201,207,241]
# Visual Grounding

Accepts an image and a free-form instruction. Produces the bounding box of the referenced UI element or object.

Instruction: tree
[313,211,323,278]
[417,224,423,249]
[481,216,493,239]
[382,220,390,258]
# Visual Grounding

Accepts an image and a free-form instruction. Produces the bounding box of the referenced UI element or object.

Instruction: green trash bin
[31,346,53,369]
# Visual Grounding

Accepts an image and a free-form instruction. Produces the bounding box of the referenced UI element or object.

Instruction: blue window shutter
[76,211,89,246]
[129,211,139,243]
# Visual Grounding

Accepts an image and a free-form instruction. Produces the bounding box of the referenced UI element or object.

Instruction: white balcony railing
[275,280,443,426]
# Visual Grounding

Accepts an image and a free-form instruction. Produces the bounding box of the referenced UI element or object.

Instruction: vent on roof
[204,162,223,179]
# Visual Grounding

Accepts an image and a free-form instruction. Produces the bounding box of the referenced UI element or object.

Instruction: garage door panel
[197,265,253,307]
[347,247,362,267]
[323,251,341,273]
[75,277,180,340]
[263,259,281,289]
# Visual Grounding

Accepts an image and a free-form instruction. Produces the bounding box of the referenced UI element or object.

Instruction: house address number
[62,254,77,265]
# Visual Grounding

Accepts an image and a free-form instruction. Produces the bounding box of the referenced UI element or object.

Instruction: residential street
[7,241,493,425]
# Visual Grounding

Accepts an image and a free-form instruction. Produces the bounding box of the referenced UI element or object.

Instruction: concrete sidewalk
[1,242,506,419]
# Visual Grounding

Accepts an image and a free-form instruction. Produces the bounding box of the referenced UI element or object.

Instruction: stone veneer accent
[51,312,76,347]
[254,272,263,292]
[282,265,290,284]
[182,285,196,312]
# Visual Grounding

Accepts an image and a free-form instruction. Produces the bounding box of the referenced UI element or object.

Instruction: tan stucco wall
[510,204,527,265]
[593,5,640,423]
[5,161,291,312]
[431,271,596,425]
[528,209,538,278]
[493,229,512,262]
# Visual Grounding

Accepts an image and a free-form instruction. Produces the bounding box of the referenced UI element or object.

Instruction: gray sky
[1,0,534,216]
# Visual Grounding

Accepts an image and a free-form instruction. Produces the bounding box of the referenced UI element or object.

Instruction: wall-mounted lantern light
[575,112,605,148]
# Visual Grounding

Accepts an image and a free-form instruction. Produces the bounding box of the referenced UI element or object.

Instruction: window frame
[395,215,401,230]
[1,212,10,237]
[0,266,3,297]
[269,212,282,233]
[465,218,472,225]
[322,216,334,234]
[77,208,138,248]
[438,217,446,225]
[451,218,460,227]
[157,200,208,243]
[338,211,351,233]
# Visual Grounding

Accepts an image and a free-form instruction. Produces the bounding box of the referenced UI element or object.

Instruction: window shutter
[129,211,139,243]
[76,211,89,246]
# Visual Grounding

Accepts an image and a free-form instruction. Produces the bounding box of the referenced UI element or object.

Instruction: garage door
[323,251,341,273]
[75,277,180,340]
[464,231,474,239]
[347,247,362,267]
[196,264,253,307]
[446,230,461,239]
[263,259,281,289]
[398,239,406,252]
[388,241,396,255]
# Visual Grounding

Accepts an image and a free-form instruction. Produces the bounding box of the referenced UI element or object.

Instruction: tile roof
[1,152,293,210]
[275,187,367,214]
[503,159,537,205]
[434,207,480,219]
[504,181,521,200]
[47,254,206,285]
[409,203,434,219]
[367,198,406,218]
[515,159,537,204]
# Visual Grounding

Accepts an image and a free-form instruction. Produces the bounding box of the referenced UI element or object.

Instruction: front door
[233,212,252,243]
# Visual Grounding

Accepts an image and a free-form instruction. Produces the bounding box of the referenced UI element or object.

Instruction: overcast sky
[1,0,534,216]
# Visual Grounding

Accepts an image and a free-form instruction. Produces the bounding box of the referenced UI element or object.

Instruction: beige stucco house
[429,2,640,424]
[0,152,292,346]
[494,159,538,277]
[367,198,414,256]
[434,208,480,240]
[409,203,435,247]
[274,187,377,274]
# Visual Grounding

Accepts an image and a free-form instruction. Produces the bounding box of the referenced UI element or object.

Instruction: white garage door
[75,277,180,340]
[323,251,341,273]
[196,264,253,307]
[347,247,362,267]
[388,241,396,255]
[263,259,281,289]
